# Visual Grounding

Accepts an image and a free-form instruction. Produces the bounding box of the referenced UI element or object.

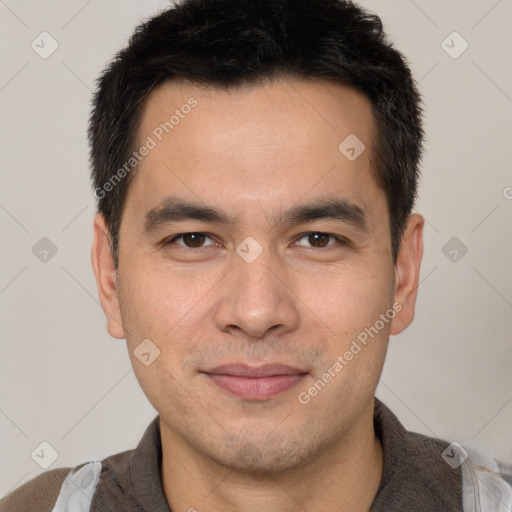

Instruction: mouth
[201,363,308,401]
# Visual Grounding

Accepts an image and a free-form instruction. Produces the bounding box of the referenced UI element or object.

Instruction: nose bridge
[214,242,299,338]
[238,247,277,297]
[235,243,283,312]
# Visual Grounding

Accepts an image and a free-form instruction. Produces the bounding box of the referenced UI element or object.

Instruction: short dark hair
[88,0,423,268]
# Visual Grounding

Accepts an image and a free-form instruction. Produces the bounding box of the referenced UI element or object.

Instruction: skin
[91,78,424,512]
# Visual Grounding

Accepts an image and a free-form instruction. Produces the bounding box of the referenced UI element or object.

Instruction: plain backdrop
[1,0,511,497]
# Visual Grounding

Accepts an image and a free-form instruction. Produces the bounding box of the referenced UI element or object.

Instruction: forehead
[138,78,375,151]
[127,77,385,228]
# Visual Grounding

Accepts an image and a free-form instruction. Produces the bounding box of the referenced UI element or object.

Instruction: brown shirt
[0,399,467,511]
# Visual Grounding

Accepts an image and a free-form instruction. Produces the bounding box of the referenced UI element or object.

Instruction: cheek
[118,269,195,407]
[118,264,221,388]
[120,263,209,335]
[295,262,394,336]
[121,256,394,346]
[302,266,393,404]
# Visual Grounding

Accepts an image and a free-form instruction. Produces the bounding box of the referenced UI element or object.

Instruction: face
[92,78,423,473]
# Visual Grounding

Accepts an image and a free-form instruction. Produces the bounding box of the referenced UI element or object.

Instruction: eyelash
[162,232,349,250]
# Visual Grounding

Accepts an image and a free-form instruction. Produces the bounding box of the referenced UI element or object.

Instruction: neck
[161,400,383,512]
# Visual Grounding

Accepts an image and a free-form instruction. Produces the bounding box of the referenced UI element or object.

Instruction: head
[90,0,424,474]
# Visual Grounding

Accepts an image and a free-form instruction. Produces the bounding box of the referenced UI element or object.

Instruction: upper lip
[203,363,307,377]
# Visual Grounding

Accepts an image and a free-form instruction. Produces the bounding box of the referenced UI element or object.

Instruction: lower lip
[204,373,307,400]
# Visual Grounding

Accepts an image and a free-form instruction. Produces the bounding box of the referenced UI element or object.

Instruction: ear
[390,214,424,335]
[91,213,125,339]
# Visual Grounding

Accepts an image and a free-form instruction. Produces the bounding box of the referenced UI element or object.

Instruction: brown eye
[165,233,216,248]
[307,232,331,247]
[295,232,342,248]
[181,233,206,247]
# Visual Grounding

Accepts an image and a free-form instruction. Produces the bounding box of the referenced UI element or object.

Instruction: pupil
[184,234,204,247]
[309,232,328,247]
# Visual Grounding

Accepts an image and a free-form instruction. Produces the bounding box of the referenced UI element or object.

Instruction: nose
[213,246,300,339]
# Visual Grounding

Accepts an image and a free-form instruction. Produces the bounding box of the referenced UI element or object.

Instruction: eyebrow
[143,195,370,234]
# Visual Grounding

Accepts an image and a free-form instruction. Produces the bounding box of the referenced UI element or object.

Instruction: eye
[294,232,347,249]
[162,231,348,251]
[164,233,217,248]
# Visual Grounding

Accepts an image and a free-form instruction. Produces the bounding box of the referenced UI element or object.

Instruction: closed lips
[203,363,307,377]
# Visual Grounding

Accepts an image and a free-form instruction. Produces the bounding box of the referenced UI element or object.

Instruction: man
[1,0,511,510]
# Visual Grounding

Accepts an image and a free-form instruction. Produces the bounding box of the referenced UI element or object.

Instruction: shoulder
[0,447,138,512]
[404,433,512,511]
[460,448,512,512]
[0,466,73,512]
[373,399,465,507]
[0,460,105,512]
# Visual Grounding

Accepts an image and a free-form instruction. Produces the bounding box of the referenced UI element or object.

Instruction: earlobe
[91,213,125,339]
[390,214,424,336]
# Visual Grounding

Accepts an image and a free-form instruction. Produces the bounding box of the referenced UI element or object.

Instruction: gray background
[1,0,511,497]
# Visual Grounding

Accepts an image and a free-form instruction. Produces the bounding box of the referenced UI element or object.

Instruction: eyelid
[162,231,349,249]
[164,232,218,248]
[293,232,349,248]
